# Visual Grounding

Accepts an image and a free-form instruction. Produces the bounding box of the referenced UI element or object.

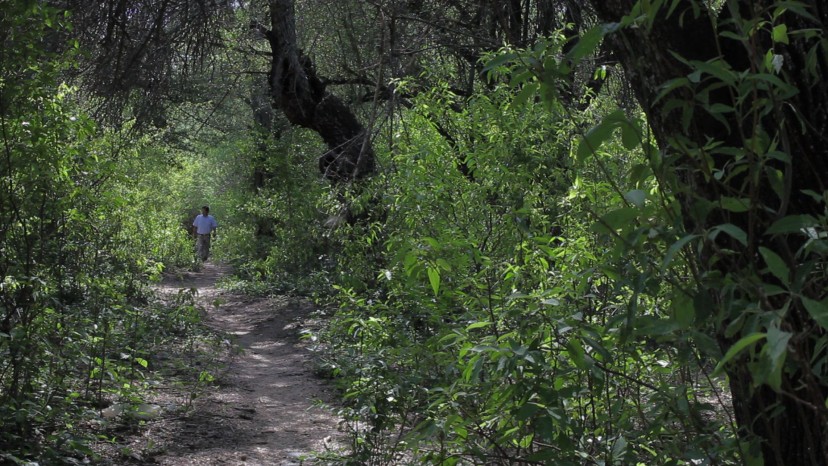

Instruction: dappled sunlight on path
[140,263,346,465]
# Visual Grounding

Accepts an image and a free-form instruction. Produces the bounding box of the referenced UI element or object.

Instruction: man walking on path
[192,205,218,261]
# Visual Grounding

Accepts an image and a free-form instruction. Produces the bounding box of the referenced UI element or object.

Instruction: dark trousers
[196,234,211,260]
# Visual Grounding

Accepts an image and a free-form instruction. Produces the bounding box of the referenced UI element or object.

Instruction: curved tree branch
[265,0,375,182]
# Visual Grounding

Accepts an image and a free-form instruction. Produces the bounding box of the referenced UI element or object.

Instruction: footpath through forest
[101,263,347,465]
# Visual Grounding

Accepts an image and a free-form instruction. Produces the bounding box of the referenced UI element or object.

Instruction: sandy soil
[99,263,348,465]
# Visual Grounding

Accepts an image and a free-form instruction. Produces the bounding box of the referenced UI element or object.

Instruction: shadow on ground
[101,263,347,466]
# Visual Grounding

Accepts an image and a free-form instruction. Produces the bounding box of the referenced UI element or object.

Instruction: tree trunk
[264,0,375,182]
[586,1,828,463]
[249,74,278,237]
[250,74,275,192]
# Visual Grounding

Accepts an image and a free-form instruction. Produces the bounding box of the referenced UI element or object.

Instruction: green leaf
[772,24,789,44]
[766,215,817,235]
[764,49,784,74]
[628,163,652,186]
[713,332,767,377]
[654,77,690,105]
[566,23,619,63]
[577,120,614,162]
[423,237,440,249]
[565,338,589,370]
[466,321,492,331]
[593,207,638,234]
[762,325,792,391]
[483,52,518,73]
[690,58,737,86]
[744,441,766,466]
[611,435,628,462]
[516,402,542,421]
[708,103,735,114]
[759,247,790,286]
[662,234,698,270]
[624,189,646,208]
[427,267,440,296]
[513,82,539,108]
[436,258,452,271]
[403,252,420,276]
[719,30,745,41]
[577,109,633,162]
[720,196,750,212]
[672,292,696,328]
[745,73,799,99]
[463,355,483,382]
[774,2,817,21]
[801,297,828,330]
[709,223,748,246]
[620,120,640,149]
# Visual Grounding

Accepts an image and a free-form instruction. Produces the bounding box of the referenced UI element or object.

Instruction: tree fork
[262,0,375,182]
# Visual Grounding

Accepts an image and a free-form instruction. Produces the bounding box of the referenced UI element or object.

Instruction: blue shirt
[193,214,218,234]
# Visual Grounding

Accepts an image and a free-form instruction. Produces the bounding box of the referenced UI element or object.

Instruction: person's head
[201,205,209,216]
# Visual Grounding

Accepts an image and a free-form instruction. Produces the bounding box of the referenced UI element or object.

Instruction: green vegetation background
[2,1,824,465]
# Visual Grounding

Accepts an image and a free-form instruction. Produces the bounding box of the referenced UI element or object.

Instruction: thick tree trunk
[264,0,375,182]
[586,1,828,463]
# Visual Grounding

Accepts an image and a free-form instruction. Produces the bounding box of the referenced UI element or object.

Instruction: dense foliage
[0,3,235,463]
[308,53,737,464]
[2,0,827,464]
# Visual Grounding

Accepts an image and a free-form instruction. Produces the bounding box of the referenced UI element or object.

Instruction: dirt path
[121,263,347,465]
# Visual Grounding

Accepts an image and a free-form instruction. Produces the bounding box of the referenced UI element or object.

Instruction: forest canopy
[2,0,828,464]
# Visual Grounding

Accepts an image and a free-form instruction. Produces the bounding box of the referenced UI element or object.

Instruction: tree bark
[264,0,375,182]
[585,1,828,464]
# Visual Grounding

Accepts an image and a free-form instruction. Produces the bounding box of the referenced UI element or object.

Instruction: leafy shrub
[311,46,739,464]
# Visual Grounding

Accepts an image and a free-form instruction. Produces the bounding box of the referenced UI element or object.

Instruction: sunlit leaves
[427,267,441,296]
[772,24,790,44]
[0,4,208,460]
[304,1,828,463]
